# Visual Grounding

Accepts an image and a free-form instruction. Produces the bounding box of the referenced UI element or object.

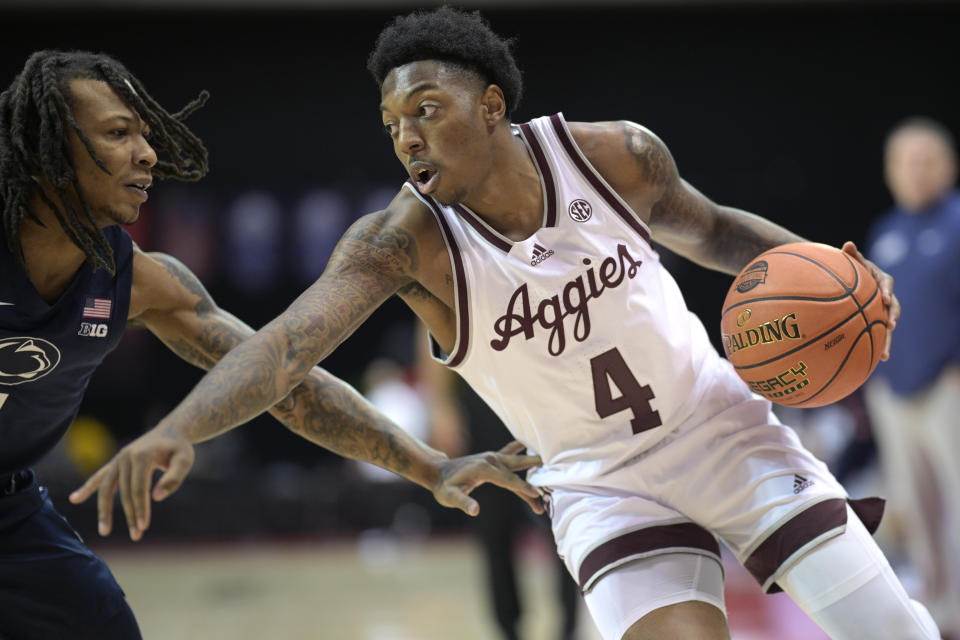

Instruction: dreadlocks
[0,50,210,274]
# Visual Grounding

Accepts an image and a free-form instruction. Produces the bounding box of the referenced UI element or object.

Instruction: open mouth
[125,182,151,200]
[411,166,438,195]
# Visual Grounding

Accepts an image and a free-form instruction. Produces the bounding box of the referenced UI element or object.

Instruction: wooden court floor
[99,533,601,640]
[98,533,829,640]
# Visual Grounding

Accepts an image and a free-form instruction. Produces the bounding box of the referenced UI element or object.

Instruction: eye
[383,121,397,138]
[109,128,128,138]
[419,104,438,118]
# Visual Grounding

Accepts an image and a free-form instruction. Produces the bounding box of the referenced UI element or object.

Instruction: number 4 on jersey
[590,348,662,435]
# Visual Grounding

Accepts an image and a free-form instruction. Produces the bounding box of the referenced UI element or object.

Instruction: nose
[397,118,424,156]
[134,134,158,169]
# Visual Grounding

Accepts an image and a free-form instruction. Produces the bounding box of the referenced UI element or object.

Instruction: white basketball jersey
[413,113,731,488]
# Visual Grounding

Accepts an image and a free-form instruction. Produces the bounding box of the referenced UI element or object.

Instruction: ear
[480,84,507,128]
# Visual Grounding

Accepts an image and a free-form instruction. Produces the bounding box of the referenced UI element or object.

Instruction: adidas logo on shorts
[793,473,814,494]
[530,243,555,266]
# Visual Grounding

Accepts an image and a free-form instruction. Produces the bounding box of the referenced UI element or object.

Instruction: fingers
[95,465,120,537]
[500,453,542,472]
[153,450,193,502]
[129,451,151,539]
[841,240,861,259]
[844,240,898,361]
[477,469,544,514]
[440,488,481,516]
[68,465,108,505]
[118,457,141,541]
[498,440,526,455]
[882,292,900,361]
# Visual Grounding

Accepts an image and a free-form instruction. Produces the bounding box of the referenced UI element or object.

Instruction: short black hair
[367,6,523,117]
[0,50,209,274]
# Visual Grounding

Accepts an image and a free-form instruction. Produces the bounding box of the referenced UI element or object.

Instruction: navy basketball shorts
[0,470,141,640]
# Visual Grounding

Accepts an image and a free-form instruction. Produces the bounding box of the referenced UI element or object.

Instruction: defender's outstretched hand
[68,427,195,541]
[431,441,543,516]
[842,240,900,360]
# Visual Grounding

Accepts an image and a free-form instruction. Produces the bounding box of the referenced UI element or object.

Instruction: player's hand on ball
[841,240,899,360]
[430,440,543,516]
[68,426,195,541]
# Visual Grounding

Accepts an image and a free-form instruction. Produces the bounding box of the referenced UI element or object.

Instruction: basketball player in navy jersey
[76,8,942,640]
[0,50,543,638]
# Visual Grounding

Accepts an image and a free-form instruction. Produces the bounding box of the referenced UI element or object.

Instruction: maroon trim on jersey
[517,122,558,228]
[452,204,512,253]
[745,498,849,593]
[578,522,721,592]
[847,496,884,534]
[419,191,471,367]
[548,113,652,245]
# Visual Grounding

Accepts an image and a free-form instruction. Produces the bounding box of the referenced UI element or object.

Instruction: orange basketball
[720,242,887,408]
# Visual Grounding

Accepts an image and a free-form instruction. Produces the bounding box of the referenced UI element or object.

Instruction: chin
[437,188,467,207]
[117,206,142,226]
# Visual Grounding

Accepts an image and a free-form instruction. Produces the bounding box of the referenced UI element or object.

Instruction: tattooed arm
[573,119,898,351]
[70,223,543,539]
[128,247,440,468]
[572,120,803,275]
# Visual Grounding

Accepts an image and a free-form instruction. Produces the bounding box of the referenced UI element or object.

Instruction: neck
[462,128,544,241]
[18,196,90,303]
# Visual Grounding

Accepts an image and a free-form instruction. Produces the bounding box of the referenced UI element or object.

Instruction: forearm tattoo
[155,217,420,469]
[270,376,413,474]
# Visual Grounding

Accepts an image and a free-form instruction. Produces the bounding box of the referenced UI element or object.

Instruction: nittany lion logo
[0,337,61,386]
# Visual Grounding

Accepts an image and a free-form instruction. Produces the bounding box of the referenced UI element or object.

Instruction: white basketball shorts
[543,362,883,596]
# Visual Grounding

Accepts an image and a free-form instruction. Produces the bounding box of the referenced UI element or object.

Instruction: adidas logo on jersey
[793,473,814,494]
[530,243,555,266]
[78,322,109,338]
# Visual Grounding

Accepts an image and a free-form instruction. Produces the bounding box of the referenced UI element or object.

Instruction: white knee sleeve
[582,552,725,640]
[778,505,940,639]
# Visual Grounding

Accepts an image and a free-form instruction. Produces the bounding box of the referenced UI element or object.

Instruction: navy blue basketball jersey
[0,226,133,474]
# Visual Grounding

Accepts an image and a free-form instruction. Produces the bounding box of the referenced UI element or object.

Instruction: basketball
[720,242,887,408]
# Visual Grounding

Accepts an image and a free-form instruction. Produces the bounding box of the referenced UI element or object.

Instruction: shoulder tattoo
[623,122,673,189]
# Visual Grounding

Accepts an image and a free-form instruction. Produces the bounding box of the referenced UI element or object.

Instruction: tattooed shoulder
[150,252,215,314]
[621,121,675,190]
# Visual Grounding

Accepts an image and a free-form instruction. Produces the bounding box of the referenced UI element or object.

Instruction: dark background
[2,1,957,539]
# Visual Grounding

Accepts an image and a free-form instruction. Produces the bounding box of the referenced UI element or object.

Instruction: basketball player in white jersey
[75,7,941,640]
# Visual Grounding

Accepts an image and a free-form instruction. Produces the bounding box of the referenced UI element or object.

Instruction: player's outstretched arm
[71,215,542,539]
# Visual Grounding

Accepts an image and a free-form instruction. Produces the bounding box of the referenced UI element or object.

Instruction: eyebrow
[103,113,150,133]
[380,82,439,112]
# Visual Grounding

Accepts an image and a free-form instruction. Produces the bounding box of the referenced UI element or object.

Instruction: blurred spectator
[417,326,580,640]
[355,358,430,483]
[291,189,350,285]
[223,191,284,292]
[863,116,960,636]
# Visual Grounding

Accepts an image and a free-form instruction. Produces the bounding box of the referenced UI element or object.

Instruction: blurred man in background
[864,116,960,638]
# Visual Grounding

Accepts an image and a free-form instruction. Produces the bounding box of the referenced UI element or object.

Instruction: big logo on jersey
[0,337,62,385]
[490,243,644,356]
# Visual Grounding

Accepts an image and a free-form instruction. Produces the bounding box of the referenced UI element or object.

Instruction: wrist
[157,417,192,443]
[415,448,450,491]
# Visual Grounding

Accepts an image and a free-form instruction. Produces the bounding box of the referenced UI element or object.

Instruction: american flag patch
[82,297,112,319]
